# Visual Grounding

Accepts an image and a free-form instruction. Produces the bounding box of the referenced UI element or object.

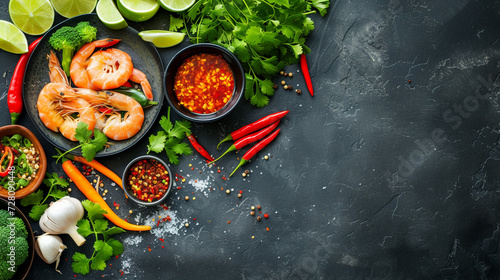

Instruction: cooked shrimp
[48,51,69,84]
[70,38,120,89]
[75,88,144,140]
[58,98,96,141]
[129,69,153,100]
[86,48,133,90]
[37,83,76,132]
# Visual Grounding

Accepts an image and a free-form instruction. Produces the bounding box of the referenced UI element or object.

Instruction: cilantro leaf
[147,132,167,153]
[81,200,107,221]
[169,15,184,31]
[93,219,109,234]
[29,204,48,221]
[106,238,124,255]
[20,189,43,206]
[310,0,331,16]
[103,227,126,241]
[76,219,93,238]
[47,188,69,200]
[74,122,93,143]
[72,252,91,275]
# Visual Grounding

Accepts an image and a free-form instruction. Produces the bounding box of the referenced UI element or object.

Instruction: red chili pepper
[8,37,42,124]
[300,54,314,96]
[210,120,280,164]
[217,110,288,149]
[0,147,15,177]
[187,133,214,162]
[229,129,280,177]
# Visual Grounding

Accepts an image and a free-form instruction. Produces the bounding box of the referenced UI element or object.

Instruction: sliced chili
[217,110,289,149]
[210,120,280,164]
[229,129,281,177]
[8,37,42,124]
[0,147,14,177]
[300,54,314,97]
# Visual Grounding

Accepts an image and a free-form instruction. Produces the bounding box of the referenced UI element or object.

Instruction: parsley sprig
[55,122,108,163]
[173,0,330,107]
[72,200,125,275]
[20,172,69,220]
[147,107,192,164]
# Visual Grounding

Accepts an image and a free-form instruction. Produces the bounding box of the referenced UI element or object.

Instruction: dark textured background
[1,0,500,279]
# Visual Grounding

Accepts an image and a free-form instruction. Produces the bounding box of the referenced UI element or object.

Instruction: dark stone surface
[1,1,500,279]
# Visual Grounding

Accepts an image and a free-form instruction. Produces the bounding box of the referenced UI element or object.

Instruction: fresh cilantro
[20,172,69,221]
[72,200,125,275]
[56,122,108,163]
[179,0,330,107]
[147,107,192,165]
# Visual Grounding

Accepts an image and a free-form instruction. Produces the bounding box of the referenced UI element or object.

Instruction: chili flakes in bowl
[122,155,172,206]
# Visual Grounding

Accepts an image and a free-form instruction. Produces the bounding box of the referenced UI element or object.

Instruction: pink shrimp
[129,69,153,100]
[86,48,133,90]
[37,83,76,132]
[70,38,121,89]
[74,88,144,140]
[58,98,96,141]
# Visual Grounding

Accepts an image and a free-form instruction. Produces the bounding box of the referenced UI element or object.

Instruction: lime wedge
[0,20,28,54]
[50,0,97,18]
[138,30,185,48]
[116,0,159,22]
[9,0,55,35]
[158,0,195,12]
[96,0,127,30]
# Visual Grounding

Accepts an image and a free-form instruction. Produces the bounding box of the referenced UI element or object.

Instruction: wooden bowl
[0,125,47,199]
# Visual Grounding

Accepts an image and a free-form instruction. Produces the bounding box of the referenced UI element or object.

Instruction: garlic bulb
[39,196,86,246]
[35,234,67,274]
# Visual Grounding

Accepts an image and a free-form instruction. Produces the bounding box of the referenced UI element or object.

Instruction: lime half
[0,20,28,54]
[96,0,128,30]
[9,0,55,35]
[116,0,159,22]
[138,30,185,48]
[50,0,97,18]
[158,0,195,12]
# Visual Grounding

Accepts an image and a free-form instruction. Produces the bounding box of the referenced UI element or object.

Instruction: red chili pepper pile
[213,110,288,177]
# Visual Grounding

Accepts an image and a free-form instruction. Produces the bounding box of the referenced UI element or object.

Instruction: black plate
[23,14,164,157]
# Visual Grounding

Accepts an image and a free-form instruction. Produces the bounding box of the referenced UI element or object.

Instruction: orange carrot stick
[62,159,151,231]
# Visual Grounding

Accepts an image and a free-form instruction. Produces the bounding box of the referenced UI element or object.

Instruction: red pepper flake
[222,176,227,180]
[174,53,235,114]
[159,238,164,243]
[264,213,269,219]
[193,218,196,221]
[161,245,165,249]
[148,246,151,252]
[156,220,160,227]
[113,201,119,207]
[127,158,170,202]
[115,255,119,259]
[239,190,243,194]
[266,227,270,231]
[227,221,231,224]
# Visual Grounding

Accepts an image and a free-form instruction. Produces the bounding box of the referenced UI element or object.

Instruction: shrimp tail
[129,69,153,100]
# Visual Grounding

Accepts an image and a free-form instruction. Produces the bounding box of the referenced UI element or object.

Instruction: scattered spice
[174,53,235,114]
[256,216,262,222]
[264,213,269,219]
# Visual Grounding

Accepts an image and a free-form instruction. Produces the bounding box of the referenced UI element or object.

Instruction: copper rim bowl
[164,43,245,123]
[122,155,173,206]
[0,197,35,279]
[0,125,47,199]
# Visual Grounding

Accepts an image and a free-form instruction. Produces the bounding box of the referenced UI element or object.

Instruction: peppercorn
[280,70,284,75]
[287,85,293,90]
[264,155,269,160]
[250,211,255,216]
[238,193,242,198]
[251,206,255,210]
[226,189,231,194]
[288,72,292,77]
[256,205,261,210]
[185,196,189,201]
[273,84,278,89]
[296,89,302,95]
[281,80,286,85]
[284,85,288,90]
[256,216,262,222]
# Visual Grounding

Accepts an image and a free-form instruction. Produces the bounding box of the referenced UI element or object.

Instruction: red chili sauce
[174,53,235,114]
[127,159,170,202]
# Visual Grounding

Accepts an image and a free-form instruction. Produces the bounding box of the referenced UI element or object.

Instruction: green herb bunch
[20,172,69,220]
[147,107,192,164]
[72,200,125,275]
[171,0,330,107]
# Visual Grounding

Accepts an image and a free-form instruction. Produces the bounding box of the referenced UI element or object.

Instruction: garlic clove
[35,234,67,274]
[39,196,86,246]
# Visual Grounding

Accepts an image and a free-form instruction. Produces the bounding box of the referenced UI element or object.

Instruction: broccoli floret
[49,21,98,76]
[13,237,29,266]
[0,261,16,280]
[0,210,11,227]
[75,21,97,48]
[11,217,27,239]
[0,227,9,258]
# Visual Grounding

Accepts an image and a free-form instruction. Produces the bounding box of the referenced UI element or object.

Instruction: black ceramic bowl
[0,197,35,280]
[164,43,245,122]
[122,155,172,206]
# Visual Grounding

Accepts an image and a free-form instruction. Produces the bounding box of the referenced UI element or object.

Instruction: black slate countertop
[1,1,500,279]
